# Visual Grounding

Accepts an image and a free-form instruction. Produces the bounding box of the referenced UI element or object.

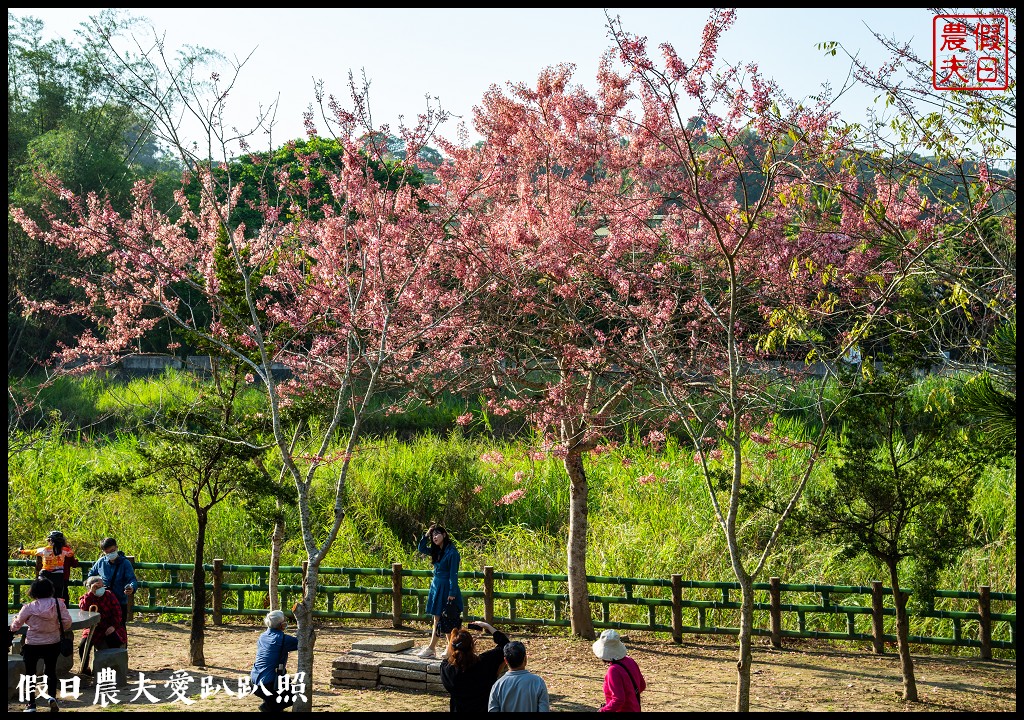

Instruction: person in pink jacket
[10,577,73,712]
[592,629,646,712]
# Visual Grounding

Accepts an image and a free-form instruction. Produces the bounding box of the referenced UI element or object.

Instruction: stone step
[379,666,426,681]
[379,676,425,691]
[351,638,415,653]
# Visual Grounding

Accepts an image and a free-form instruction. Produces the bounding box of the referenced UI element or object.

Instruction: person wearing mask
[250,610,299,712]
[17,530,77,605]
[487,640,550,712]
[10,577,72,712]
[440,620,510,712]
[86,537,138,638]
[77,575,127,666]
[592,629,646,712]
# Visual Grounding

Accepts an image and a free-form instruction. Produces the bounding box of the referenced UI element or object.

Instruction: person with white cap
[592,629,646,712]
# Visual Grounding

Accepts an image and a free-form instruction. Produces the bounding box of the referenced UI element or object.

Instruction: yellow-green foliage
[7,375,1015,651]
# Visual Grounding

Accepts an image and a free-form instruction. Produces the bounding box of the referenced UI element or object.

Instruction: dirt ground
[7,618,1015,712]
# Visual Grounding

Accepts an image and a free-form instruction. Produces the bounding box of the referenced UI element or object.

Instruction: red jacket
[79,588,127,644]
[599,656,646,712]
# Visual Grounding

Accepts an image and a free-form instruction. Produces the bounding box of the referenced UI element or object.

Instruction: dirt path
[8,619,1015,712]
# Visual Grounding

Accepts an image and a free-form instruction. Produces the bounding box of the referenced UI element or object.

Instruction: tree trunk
[268,501,285,611]
[189,510,207,667]
[888,562,918,702]
[564,449,595,640]
[734,572,754,712]
[291,561,319,712]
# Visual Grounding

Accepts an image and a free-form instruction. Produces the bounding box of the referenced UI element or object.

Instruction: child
[18,530,77,605]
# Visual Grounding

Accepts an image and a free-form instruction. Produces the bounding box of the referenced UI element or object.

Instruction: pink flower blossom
[637,473,659,484]
[473,485,483,494]
[620,457,634,468]
[643,430,667,449]
[495,489,526,506]
[513,471,526,484]
[480,450,505,465]
[455,413,473,426]
[244,373,255,384]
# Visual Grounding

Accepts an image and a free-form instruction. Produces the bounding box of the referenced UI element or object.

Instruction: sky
[10,7,941,153]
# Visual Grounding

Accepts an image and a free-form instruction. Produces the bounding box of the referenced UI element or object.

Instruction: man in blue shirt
[488,641,550,712]
[86,537,138,636]
[251,610,299,712]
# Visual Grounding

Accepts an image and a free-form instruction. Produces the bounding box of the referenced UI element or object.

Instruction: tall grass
[7,374,1016,653]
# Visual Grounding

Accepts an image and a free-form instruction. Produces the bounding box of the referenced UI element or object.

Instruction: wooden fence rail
[7,559,1015,658]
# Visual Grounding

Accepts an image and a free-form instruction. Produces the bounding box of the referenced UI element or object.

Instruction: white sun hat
[592,629,628,661]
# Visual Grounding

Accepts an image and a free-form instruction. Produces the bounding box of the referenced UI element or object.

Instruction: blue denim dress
[418,536,462,616]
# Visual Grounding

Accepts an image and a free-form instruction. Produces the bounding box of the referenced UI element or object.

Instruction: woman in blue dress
[416,524,462,657]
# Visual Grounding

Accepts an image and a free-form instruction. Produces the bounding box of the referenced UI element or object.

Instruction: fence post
[978,585,992,660]
[870,581,884,654]
[769,577,782,649]
[392,563,403,628]
[212,558,223,626]
[483,566,494,625]
[671,574,682,644]
[126,555,136,622]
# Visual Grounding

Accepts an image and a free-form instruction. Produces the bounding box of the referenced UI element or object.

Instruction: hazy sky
[10,7,939,151]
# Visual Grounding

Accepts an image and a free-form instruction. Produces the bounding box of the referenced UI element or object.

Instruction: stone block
[351,637,415,653]
[8,655,26,702]
[348,649,387,661]
[332,668,378,681]
[56,650,74,677]
[92,648,129,687]
[379,666,427,681]
[333,656,382,671]
[379,656,436,672]
[333,678,378,689]
[379,676,426,691]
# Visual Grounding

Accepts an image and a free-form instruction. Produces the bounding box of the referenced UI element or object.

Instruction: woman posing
[416,524,462,658]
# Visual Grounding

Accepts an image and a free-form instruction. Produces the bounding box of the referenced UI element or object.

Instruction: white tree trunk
[734,573,754,711]
[268,501,285,611]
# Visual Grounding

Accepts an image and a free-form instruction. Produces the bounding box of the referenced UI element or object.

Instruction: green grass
[6,373,1016,654]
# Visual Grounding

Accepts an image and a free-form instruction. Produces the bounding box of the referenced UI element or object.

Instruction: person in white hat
[592,629,646,712]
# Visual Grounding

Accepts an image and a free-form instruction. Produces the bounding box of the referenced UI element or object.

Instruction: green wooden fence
[7,558,1015,657]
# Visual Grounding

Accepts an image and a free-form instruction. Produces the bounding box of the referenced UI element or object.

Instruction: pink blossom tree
[598,10,931,711]
[450,62,659,639]
[11,22,491,709]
